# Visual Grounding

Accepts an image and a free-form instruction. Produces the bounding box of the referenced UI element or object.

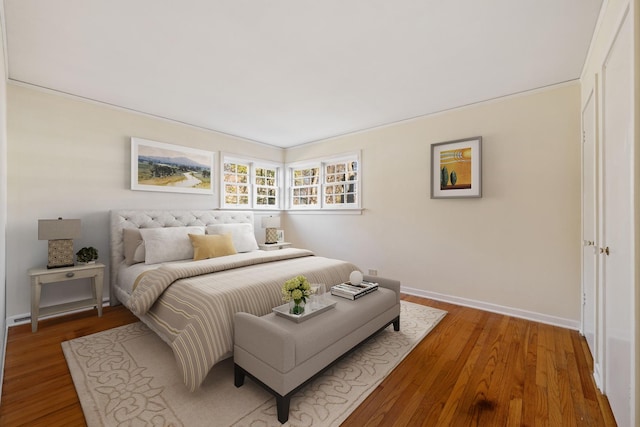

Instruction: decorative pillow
[189,233,237,261]
[139,226,205,264]
[206,223,258,253]
[123,228,145,266]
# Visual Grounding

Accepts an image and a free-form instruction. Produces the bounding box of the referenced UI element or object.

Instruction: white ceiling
[4,0,602,148]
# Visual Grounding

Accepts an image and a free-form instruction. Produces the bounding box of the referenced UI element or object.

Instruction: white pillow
[206,223,258,253]
[139,226,205,264]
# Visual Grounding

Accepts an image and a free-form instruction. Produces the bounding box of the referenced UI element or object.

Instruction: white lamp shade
[261,216,281,229]
[38,218,82,240]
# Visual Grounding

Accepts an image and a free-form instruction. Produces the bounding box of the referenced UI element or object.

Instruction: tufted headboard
[109,209,255,305]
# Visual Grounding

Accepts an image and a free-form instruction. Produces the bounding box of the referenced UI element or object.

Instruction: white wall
[579,0,639,423]
[6,84,282,318]
[286,83,582,325]
[0,8,8,396]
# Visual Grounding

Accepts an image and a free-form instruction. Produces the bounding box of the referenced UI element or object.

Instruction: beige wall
[6,81,582,325]
[6,84,282,318]
[286,83,582,325]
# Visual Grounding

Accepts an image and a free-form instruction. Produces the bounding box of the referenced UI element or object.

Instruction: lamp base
[47,239,75,269]
[265,228,278,244]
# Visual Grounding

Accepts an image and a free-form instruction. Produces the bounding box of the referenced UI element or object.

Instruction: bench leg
[234,364,245,387]
[276,395,291,424]
[393,316,400,331]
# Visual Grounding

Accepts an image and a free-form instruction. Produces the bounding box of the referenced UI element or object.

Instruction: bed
[109,210,359,391]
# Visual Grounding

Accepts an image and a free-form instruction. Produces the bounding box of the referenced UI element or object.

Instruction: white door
[581,91,597,360]
[600,9,633,426]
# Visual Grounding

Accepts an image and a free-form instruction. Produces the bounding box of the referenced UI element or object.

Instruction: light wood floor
[0,295,617,426]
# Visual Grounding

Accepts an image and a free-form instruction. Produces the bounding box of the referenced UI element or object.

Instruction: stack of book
[330,280,379,300]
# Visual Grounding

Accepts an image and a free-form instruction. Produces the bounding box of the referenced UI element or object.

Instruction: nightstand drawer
[34,267,101,283]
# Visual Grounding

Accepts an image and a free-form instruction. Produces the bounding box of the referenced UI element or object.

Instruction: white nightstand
[258,242,292,251]
[28,262,105,332]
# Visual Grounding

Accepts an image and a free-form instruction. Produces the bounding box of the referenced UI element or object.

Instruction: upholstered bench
[233,275,401,424]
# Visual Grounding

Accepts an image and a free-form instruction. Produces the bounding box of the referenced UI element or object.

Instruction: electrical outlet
[368,269,378,276]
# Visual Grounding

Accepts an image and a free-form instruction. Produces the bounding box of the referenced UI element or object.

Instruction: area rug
[62,301,446,427]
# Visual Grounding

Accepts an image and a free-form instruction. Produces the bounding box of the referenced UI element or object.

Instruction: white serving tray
[273,299,337,323]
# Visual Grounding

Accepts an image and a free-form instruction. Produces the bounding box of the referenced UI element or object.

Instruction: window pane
[290,164,322,208]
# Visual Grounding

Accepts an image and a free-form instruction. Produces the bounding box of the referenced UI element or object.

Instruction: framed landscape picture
[131,137,215,195]
[431,136,482,199]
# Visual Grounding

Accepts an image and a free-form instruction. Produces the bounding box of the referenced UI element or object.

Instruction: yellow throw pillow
[189,233,237,261]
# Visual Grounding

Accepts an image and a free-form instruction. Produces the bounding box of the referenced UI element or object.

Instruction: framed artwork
[131,137,215,195]
[431,136,482,199]
[276,229,285,243]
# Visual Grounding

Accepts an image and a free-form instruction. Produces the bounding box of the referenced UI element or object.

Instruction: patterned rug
[62,301,446,427]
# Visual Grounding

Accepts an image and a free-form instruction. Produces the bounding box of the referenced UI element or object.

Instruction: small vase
[290,299,305,315]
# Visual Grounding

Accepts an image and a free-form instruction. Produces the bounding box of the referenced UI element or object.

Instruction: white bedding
[109,210,362,391]
[117,262,163,295]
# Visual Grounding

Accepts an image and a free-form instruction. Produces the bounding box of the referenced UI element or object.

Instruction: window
[287,152,360,210]
[254,166,279,207]
[221,155,281,209]
[291,166,320,207]
[324,159,358,206]
[223,161,250,206]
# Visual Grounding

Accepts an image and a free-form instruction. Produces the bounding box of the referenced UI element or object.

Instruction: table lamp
[38,218,82,268]
[261,216,281,244]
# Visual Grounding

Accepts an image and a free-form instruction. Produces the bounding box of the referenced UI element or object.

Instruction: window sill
[286,209,363,215]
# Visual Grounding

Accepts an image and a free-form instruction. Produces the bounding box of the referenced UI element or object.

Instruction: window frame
[220,153,282,210]
[286,151,361,211]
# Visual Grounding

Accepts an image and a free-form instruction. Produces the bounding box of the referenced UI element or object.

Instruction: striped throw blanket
[126,249,359,391]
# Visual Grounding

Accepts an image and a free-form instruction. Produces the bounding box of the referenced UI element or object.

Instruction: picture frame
[431,136,482,199]
[131,137,215,195]
[276,229,285,243]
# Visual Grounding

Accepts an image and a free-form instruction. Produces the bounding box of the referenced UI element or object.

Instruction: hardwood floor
[0,296,616,426]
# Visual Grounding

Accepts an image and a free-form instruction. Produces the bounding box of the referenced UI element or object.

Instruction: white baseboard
[402,286,581,330]
[593,363,603,391]
[6,298,111,327]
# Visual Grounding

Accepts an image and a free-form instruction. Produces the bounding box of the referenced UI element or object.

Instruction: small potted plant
[76,246,98,264]
[281,275,312,315]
